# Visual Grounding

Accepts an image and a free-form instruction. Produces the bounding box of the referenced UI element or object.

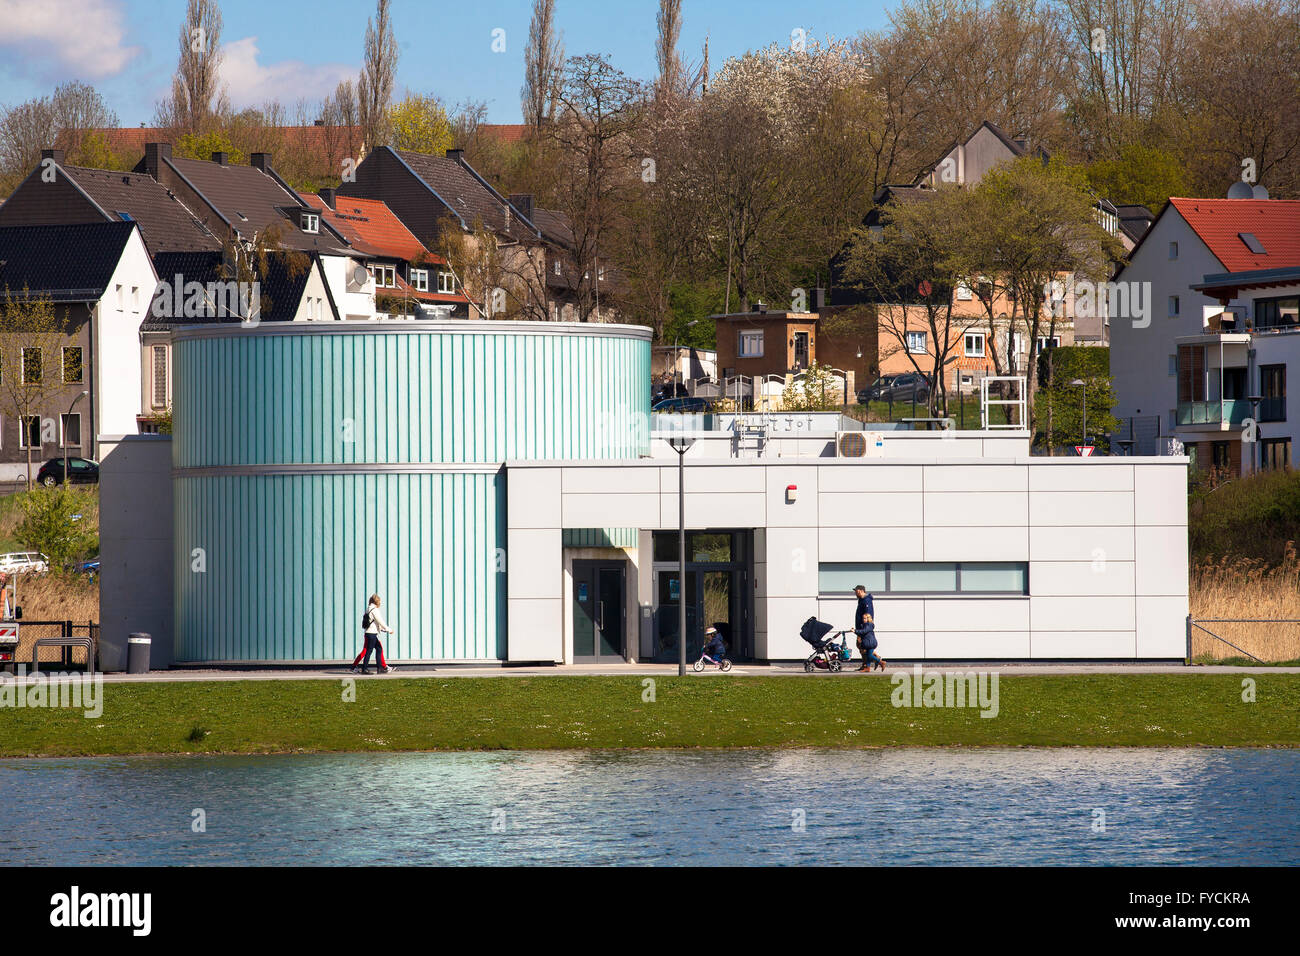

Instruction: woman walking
[351,593,396,674]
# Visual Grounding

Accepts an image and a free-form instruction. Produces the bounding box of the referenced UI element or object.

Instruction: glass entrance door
[573,560,626,663]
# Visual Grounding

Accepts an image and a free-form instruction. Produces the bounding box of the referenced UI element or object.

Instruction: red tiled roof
[1170,197,1300,272]
[479,124,530,143]
[302,193,435,263]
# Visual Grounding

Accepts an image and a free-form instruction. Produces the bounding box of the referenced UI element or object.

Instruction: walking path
[10,661,1297,684]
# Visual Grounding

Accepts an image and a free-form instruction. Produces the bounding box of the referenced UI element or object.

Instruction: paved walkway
[7,661,1297,684]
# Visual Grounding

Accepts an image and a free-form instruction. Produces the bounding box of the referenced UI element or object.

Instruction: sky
[0,0,894,126]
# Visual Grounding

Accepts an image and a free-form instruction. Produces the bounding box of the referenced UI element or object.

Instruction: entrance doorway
[652,531,752,662]
[572,560,626,663]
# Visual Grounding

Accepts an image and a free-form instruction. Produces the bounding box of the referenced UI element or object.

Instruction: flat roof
[170,318,654,342]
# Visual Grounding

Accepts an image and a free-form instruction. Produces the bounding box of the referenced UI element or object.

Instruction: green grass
[1,674,1297,756]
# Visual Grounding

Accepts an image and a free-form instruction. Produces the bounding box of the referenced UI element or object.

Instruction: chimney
[250,152,272,173]
[508,193,534,222]
[811,287,826,312]
[40,148,65,165]
[143,142,172,180]
[211,152,229,166]
[445,148,465,165]
[318,188,337,209]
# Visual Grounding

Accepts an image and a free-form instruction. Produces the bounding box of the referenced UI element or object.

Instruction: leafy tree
[1085,143,1188,212]
[389,94,454,156]
[782,362,844,411]
[174,130,244,165]
[1035,345,1118,451]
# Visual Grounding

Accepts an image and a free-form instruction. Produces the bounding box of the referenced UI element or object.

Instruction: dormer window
[410,269,429,292]
[302,212,319,234]
[368,264,396,288]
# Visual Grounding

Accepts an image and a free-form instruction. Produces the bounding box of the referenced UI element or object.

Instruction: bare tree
[0,290,71,488]
[522,0,564,132]
[156,0,228,134]
[655,0,685,98]
[358,0,399,150]
[0,82,119,192]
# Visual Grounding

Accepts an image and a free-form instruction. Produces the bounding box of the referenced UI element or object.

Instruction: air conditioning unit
[836,431,884,458]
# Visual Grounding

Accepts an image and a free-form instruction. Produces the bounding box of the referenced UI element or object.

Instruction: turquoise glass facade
[172,321,651,662]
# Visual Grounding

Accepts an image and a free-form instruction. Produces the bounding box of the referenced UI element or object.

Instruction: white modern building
[1111,196,1300,472]
[99,321,1189,669]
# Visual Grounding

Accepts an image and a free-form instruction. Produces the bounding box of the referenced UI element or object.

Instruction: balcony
[1176,399,1251,427]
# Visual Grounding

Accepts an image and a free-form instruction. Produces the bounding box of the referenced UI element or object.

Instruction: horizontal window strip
[818,561,1028,595]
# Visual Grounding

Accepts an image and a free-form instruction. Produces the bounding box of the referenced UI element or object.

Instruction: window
[597,266,606,282]
[131,286,139,310]
[739,330,764,358]
[18,415,41,449]
[437,271,455,294]
[1260,364,1286,421]
[21,348,41,384]
[906,330,927,354]
[115,284,124,311]
[410,269,429,292]
[1254,296,1300,330]
[1261,437,1292,470]
[1169,295,1180,317]
[964,332,985,357]
[553,259,562,276]
[1169,241,1178,259]
[302,212,319,234]
[1168,354,1177,376]
[1240,232,1267,255]
[60,413,81,447]
[1037,336,1060,351]
[62,347,83,384]
[818,562,1029,595]
[152,346,168,409]
[368,264,396,288]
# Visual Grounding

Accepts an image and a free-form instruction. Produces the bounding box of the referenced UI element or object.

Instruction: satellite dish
[353,265,369,285]
[1226,180,1253,199]
[1253,184,1270,200]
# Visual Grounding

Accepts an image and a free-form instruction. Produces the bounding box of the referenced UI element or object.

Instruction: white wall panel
[1030,526,1135,562]
[818,464,923,493]
[507,467,561,528]
[1031,596,1136,631]
[766,466,820,527]
[1030,560,1135,596]
[1030,491,1134,526]
[925,492,1027,527]
[924,463,1028,492]
[506,529,562,599]
[925,599,1029,631]
[1136,596,1188,657]
[507,598,564,661]
[1032,631,1136,658]
[818,492,923,526]
[1135,526,1190,595]
[924,525,1028,561]
[819,526,924,562]
[1029,464,1133,492]
[925,631,1030,657]
[1135,466,1189,525]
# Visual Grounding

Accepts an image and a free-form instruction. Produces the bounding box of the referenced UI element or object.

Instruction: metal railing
[13,621,98,671]
[1176,399,1250,427]
[1186,616,1300,664]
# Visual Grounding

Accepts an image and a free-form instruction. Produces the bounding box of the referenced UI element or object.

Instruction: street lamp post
[1247,393,1263,473]
[1070,379,1087,448]
[64,389,88,488]
[666,434,696,676]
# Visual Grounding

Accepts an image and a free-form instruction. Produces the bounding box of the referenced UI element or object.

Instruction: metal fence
[1187,617,1300,663]
[14,621,98,670]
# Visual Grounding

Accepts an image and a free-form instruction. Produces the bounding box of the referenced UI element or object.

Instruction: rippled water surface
[1,749,1296,865]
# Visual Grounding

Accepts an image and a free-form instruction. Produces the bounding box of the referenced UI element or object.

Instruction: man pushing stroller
[853,585,885,672]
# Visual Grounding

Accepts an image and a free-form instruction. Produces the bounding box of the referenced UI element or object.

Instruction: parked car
[651,396,715,413]
[36,457,100,487]
[0,552,50,574]
[867,372,931,404]
[858,375,899,404]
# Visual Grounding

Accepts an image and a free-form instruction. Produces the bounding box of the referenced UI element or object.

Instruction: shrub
[1189,468,1300,565]
[14,487,98,571]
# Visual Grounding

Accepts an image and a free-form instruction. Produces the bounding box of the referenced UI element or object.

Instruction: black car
[36,457,100,487]
[865,372,931,404]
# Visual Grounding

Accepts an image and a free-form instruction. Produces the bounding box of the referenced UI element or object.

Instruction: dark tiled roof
[167,157,351,255]
[144,248,319,328]
[0,221,141,302]
[64,165,220,253]
[531,207,573,246]
[394,148,539,239]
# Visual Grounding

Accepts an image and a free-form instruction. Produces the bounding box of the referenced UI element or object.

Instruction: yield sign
[1075,445,1095,457]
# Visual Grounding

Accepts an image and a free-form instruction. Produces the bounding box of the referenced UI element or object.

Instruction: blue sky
[0,0,893,125]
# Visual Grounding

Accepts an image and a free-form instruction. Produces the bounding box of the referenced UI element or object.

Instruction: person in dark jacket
[853,585,885,672]
[701,626,727,664]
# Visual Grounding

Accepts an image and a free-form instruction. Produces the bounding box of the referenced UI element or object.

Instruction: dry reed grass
[1189,544,1300,662]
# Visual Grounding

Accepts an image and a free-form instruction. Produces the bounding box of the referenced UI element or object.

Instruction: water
[1,749,1296,865]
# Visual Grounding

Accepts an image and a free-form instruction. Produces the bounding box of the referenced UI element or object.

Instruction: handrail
[1186,615,1300,664]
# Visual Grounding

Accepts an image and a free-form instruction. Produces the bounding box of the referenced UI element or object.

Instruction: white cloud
[220,36,356,109]
[0,0,139,78]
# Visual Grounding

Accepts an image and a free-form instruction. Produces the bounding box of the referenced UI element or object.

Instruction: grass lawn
[1,674,1297,756]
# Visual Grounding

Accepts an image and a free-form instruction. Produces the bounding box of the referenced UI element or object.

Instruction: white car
[0,552,49,574]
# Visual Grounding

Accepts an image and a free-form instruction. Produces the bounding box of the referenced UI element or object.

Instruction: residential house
[337,146,608,321]
[0,222,156,480]
[1111,196,1300,473]
[301,189,470,319]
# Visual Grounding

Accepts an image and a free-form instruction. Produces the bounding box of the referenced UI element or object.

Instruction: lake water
[1,749,1296,865]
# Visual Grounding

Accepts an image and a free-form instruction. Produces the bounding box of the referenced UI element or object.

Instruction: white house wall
[505,456,1189,663]
[97,229,157,444]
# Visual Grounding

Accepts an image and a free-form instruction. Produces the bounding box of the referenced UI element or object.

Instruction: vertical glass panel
[890,563,958,592]
[959,562,1028,593]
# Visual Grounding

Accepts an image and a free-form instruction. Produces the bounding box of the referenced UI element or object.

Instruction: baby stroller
[800,616,851,673]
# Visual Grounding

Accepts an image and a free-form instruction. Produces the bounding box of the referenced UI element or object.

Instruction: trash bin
[127,633,151,674]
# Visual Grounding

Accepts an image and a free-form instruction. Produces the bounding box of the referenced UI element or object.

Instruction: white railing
[980,376,1027,429]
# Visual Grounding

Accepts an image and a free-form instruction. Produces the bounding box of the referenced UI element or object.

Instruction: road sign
[1075,445,1095,457]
